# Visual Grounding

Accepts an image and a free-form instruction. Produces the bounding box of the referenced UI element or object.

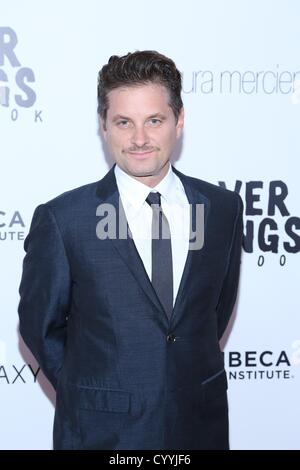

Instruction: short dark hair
[97,50,183,122]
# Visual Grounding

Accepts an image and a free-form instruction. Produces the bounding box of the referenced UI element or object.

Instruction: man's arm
[18,204,71,390]
[216,194,244,340]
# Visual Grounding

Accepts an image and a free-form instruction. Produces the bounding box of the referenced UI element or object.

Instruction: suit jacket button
[167,334,176,342]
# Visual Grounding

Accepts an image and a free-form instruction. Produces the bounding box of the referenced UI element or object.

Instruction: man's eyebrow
[112,114,131,122]
[112,113,167,123]
[147,113,166,120]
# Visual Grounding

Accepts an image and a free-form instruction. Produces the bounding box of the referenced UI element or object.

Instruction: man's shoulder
[174,167,242,208]
[44,180,100,211]
[39,167,115,213]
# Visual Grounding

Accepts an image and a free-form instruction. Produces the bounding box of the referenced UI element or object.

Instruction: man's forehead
[107,82,169,99]
[106,83,171,114]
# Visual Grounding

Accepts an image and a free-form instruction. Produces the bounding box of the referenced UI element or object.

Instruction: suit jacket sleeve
[216,194,244,340]
[18,204,71,389]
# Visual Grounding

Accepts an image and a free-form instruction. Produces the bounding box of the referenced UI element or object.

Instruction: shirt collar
[115,164,153,213]
[114,163,184,214]
[154,165,177,204]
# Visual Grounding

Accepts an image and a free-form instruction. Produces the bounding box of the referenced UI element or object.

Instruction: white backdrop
[1,0,299,450]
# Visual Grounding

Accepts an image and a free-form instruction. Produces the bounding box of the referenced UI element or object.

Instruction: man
[18,50,243,450]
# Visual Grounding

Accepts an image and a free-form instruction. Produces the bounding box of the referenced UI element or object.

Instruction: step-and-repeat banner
[1,0,299,449]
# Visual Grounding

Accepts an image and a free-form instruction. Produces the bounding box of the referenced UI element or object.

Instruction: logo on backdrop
[0,363,41,384]
[0,26,42,122]
[0,210,26,242]
[226,341,300,381]
[182,65,300,100]
[218,180,300,266]
[0,340,41,384]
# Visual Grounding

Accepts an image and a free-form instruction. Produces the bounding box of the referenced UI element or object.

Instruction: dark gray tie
[146,192,173,318]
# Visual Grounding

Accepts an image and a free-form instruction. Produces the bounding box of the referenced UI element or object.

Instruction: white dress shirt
[115,164,190,306]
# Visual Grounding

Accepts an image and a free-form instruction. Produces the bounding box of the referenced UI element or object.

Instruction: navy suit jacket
[18,166,243,450]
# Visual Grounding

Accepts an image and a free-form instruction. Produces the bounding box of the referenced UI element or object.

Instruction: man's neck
[122,163,171,188]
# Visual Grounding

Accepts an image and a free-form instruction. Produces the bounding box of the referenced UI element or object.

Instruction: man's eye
[117,120,129,127]
[148,118,162,126]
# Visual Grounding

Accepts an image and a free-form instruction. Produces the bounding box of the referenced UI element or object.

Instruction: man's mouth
[126,149,156,159]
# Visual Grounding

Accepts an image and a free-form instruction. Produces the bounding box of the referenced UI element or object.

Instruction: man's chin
[125,165,158,178]
[124,162,169,179]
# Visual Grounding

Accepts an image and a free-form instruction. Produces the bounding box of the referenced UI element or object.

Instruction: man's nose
[131,125,149,147]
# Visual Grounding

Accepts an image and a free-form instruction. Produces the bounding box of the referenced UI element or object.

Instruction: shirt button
[167,334,176,342]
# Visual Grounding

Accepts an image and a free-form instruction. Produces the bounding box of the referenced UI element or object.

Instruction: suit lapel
[96,167,166,318]
[171,167,211,324]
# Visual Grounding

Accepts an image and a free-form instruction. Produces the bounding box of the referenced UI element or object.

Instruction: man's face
[102,83,184,187]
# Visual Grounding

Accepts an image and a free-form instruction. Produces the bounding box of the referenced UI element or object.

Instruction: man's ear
[176,107,184,138]
[101,118,107,138]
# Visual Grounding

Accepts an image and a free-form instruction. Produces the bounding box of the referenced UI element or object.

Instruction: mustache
[124,145,159,153]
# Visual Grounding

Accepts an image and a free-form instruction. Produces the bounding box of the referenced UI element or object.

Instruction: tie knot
[146,191,161,207]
